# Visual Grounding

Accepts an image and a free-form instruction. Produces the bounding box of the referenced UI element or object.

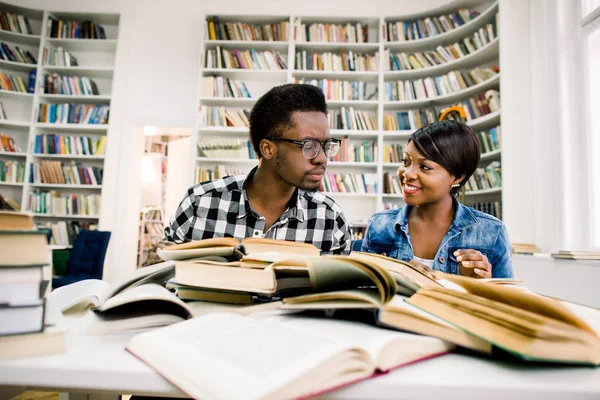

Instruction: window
[582,2,600,248]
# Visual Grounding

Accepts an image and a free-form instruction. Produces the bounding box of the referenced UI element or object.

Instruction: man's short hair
[249,83,327,158]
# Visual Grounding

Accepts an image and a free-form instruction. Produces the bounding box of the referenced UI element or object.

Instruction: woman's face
[397,141,460,206]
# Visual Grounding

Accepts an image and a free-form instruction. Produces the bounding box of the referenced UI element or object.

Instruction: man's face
[273,111,330,191]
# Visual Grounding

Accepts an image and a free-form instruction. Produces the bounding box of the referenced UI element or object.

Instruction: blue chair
[52,230,111,289]
[351,239,363,252]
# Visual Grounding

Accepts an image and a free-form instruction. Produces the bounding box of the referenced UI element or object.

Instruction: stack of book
[118,237,600,400]
[0,211,65,359]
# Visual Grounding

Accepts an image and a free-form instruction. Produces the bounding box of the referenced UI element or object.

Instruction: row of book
[319,172,378,194]
[205,48,287,70]
[206,17,289,41]
[478,125,500,154]
[0,160,25,183]
[387,21,497,71]
[37,220,97,245]
[47,18,107,40]
[28,191,101,216]
[351,226,366,240]
[142,220,164,238]
[386,8,480,42]
[383,171,401,194]
[294,78,376,101]
[194,166,245,184]
[332,139,377,163]
[30,161,103,186]
[0,11,33,35]
[464,161,501,192]
[200,76,252,98]
[42,74,100,96]
[0,71,34,93]
[37,104,110,125]
[197,139,257,159]
[33,134,107,156]
[0,132,19,152]
[382,143,404,163]
[385,67,498,101]
[0,41,37,65]
[41,46,79,67]
[198,106,250,128]
[0,101,7,119]
[294,19,370,43]
[328,108,378,131]
[467,200,502,220]
[295,50,379,72]
[382,92,498,131]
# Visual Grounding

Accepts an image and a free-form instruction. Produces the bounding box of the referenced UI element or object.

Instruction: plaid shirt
[164,167,351,254]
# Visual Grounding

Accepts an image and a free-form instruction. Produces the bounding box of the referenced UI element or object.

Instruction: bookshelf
[194,0,502,227]
[137,206,163,269]
[0,2,119,245]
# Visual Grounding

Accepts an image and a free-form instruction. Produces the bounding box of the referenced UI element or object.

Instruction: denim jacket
[360,198,513,278]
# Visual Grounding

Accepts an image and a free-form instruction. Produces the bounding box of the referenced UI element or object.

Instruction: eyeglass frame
[266,137,341,159]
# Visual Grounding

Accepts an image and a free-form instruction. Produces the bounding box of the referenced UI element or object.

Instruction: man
[154,83,351,259]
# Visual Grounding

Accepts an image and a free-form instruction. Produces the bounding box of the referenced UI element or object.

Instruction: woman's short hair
[409,120,481,195]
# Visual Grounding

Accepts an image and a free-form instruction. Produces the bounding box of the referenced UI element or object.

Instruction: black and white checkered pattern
[164,167,351,255]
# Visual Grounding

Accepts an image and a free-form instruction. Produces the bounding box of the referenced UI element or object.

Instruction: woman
[361,120,513,278]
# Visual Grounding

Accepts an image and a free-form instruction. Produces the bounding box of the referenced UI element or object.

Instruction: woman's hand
[454,249,492,278]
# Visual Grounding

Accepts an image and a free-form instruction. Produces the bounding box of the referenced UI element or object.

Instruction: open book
[407,274,600,365]
[127,312,453,400]
[157,237,320,267]
[48,261,195,334]
[170,254,396,306]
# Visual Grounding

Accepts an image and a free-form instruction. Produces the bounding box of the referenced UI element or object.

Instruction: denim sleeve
[490,225,514,278]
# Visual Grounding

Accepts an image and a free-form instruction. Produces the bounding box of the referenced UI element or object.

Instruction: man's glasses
[268,137,341,160]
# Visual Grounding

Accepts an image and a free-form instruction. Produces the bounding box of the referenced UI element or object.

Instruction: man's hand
[454,249,492,278]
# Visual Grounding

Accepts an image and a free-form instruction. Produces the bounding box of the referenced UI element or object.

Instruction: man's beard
[275,154,319,191]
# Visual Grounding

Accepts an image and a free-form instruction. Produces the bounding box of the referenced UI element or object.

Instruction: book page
[101,260,175,302]
[127,313,358,400]
[257,311,452,371]
[48,279,108,312]
[97,283,192,318]
[561,301,600,336]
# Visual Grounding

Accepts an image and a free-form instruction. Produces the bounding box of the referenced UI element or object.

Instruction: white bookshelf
[194,0,502,225]
[0,1,119,244]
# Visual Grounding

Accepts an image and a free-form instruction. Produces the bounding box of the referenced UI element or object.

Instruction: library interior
[0,0,600,399]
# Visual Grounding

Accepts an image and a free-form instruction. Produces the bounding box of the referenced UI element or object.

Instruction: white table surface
[1,315,600,400]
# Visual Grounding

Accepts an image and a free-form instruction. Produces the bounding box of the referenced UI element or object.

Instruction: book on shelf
[126,311,452,400]
[551,251,600,261]
[407,274,600,365]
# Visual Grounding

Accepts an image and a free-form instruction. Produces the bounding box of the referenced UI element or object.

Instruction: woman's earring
[451,184,460,188]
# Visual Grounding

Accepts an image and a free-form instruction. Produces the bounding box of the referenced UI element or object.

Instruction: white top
[413,255,435,268]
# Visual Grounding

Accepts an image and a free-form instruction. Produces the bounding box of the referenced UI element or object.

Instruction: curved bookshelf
[0,30,41,45]
[385,1,498,51]
[33,213,100,219]
[196,2,502,223]
[384,38,499,80]
[384,73,499,109]
[465,187,502,196]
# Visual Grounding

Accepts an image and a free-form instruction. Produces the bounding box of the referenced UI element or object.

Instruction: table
[1,316,599,400]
